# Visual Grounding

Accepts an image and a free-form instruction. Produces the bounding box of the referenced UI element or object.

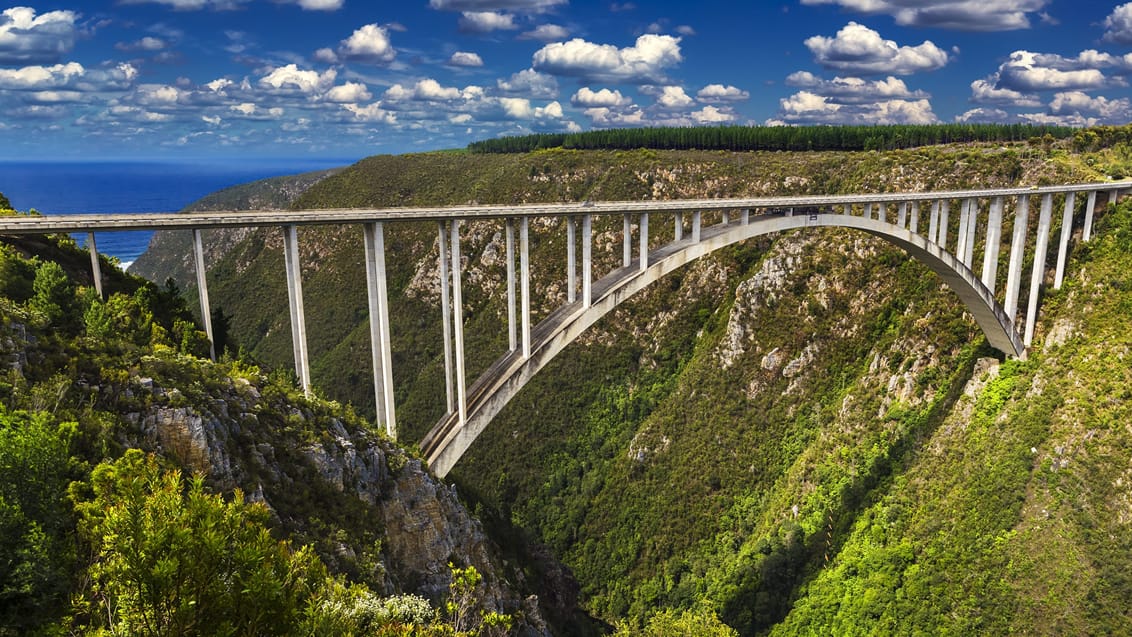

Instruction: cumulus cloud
[429,0,565,11]
[1049,90,1131,119]
[691,105,733,123]
[805,22,950,75]
[798,0,1049,31]
[0,62,84,90]
[449,51,484,67]
[118,0,250,10]
[459,11,517,32]
[519,24,570,41]
[785,71,928,102]
[955,107,1013,123]
[570,86,630,107]
[229,102,284,120]
[968,77,1041,107]
[653,85,693,109]
[1104,3,1132,44]
[325,81,372,103]
[532,34,682,83]
[334,24,396,63]
[258,64,338,94]
[496,68,558,98]
[697,84,749,102]
[343,102,397,123]
[286,0,344,9]
[383,78,476,104]
[993,50,1109,92]
[115,37,167,52]
[0,7,78,65]
[775,89,937,125]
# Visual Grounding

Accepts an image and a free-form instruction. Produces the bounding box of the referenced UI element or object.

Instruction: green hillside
[129,133,1132,634]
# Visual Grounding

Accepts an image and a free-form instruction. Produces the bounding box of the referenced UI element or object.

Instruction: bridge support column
[938,200,950,251]
[566,216,576,303]
[582,214,592,308]
[505,219,517,352]
[842,203,850,216]
[1054,192,1076,290]
[192,229,216,361]
[639,213,649,270]
[909,202,919,234]
[674,213,683,241]
[741,209,750,225]
[982,197,1004,292]
[281,225,311,396]
[1110,189,1121,210]
[897,202,908,228]
[1083,191,1097,242]
[364,222,396,439]
[450,220,468,425]
[928,202,940,245]
[956,200,970,264]
[623,214,632,267]
[876,202,886,224]
[438,223,455,414]
[692,211,701,242]
[864,203,874,220]
[86,233,103,300]
[521,217,531,358]
[722,211,730,225]
[1024,194,1054,347]
[963,198,978,267]
[1004,195,1030,323]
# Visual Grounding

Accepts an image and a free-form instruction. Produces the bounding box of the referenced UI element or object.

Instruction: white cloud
[118,0,250,10]
[798,0,1049,31]
[25,90,83,103]
[313,47,339,64]
[337,24,396,63]
[383,78,481,103]
[776,89,937,125]
[655,85,693,109]
[785,71,928,102]
[0,62,84,90]
[532,34,683,83]
[459,11,517,32]
[497,69,558,98]
[969,77,1041,107]
[326,81,372,103]
[258,64,338,94]
[449,51,484,67]
[229,102,284,119]
[1049,91,1131,120]
[0,7,78,65]
[583,105,646,127]
[1104,3,1132,44]
[570,86,630,107]
[343,102,397,123]
[993,50,1108,92]
[519,24,570,42]
[499,97,563,119]
[805,22,950,75]
[429,0,565,11]
[696,84,749,102]
[955,107,1013,123]
[133,83,186,107]
[287,0,343,9]
[691,105,734,123]
[116,37,167,52]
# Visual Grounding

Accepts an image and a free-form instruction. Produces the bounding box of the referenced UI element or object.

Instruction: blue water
[0,158,354,267]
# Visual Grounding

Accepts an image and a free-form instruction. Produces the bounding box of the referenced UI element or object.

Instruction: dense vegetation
[467,124,1074,154]
[0,207,523,635]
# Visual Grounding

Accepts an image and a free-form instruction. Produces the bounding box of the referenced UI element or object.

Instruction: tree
[611,603,738,636]
[74,450,327,636]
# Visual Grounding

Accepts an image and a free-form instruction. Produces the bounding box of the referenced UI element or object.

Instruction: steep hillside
[130,138,1132,634]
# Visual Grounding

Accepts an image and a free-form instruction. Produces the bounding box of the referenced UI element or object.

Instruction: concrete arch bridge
[0,182,1126,476]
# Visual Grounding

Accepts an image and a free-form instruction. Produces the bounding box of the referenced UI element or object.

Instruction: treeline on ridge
[467,124,1075,154]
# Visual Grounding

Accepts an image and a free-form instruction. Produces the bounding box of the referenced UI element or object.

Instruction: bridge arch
[422,211,1022,476]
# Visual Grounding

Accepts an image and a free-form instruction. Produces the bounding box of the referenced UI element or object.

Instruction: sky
[3,0,1132,160]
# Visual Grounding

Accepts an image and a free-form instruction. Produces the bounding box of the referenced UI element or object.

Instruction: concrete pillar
[521,217,531,358]
[623,213,632,268]
[928,201,940,245]
[741,209,750,225]
[963,198,978,267]
[909,202,919,234]
[1083,191,1097,242]
[566,216,576,304]
[692,211,701,242]
[639,213,649,270]
[842,203,851,216]
[674,212,683,241]
[982,197,1004,293]
[938,200,950,251]
[450,220,468,425]
[1024,194,1053,347]
[281,225,311,395]
[363,222,396,439]
[1004,195,1030,323]
[1110,189,1120,210]
[876,202,886,224]
[86,232,103,299]
[1054,192,1076,290]
[505,219,517,352]
[722,211,730,225]
[897,202,908,228]
[956,199,970,263]
[582,214,592,308]
[865,203,874,220]
[437,222,455,414]
[192,229,216,361]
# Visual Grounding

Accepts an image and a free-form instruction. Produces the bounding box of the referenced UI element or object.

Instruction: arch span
[422,211,1021,476]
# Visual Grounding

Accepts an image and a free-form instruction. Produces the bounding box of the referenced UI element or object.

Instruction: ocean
[0,158,354,269]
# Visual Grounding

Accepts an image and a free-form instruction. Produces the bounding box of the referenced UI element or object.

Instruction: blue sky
[2,0,1132,160]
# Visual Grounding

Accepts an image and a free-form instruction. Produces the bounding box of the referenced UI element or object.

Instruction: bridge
[0,181,1127,476]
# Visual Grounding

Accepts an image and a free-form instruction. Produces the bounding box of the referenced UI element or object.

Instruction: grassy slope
[133,141,1132,634]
